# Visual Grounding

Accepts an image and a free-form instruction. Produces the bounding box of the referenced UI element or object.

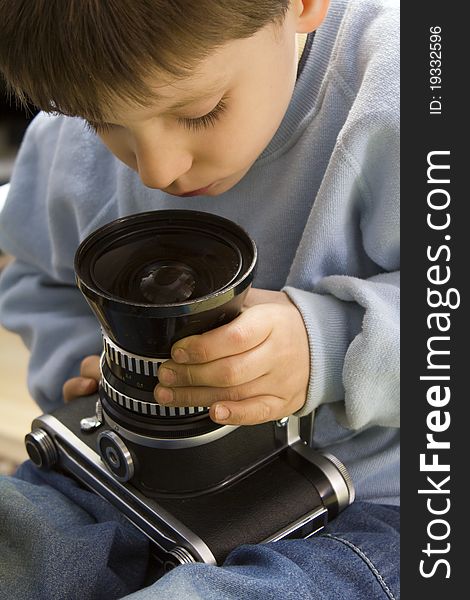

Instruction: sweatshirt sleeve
[284,270,399,430]
[283,75,400,430]
[0,113,116,413]
[0,260,102,413]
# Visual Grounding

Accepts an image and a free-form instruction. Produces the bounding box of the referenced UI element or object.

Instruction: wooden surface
[0,324,39,471]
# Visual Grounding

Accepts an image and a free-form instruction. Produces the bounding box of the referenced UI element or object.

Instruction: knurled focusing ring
[100,333,208,418]
[103,334,163,391]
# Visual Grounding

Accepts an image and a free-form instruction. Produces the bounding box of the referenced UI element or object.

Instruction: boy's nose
[135,143,193,190]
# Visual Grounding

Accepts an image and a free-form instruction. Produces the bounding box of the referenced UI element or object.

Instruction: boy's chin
[204,169,251,196]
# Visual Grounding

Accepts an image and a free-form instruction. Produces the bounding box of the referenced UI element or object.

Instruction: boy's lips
[173,181,217,197]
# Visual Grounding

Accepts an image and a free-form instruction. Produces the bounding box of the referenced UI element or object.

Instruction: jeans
[0,461,399,600]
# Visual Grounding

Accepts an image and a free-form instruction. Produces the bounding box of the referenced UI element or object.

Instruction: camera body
[26,393,353,571]
[25,210,354,574]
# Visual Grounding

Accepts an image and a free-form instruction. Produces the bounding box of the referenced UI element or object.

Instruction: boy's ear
[294,0,330,33]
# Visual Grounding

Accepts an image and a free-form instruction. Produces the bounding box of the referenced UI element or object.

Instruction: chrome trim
[165,546,197,567]
[286,416,355,511]
[262,505,327,543]
[104,411,239,449]
[321,452,355,505]
[34,414,216,565]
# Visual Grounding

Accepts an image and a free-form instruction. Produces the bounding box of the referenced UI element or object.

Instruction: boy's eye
[178,98,228,132]
[84,97,228,135]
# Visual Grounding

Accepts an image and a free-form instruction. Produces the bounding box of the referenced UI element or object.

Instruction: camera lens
[75,210,257,427]
[76,210,256,355]
[139,262,197,304]
[90,223,243,306]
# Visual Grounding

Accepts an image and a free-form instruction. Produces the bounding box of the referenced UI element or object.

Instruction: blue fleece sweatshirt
[0,0,399,504]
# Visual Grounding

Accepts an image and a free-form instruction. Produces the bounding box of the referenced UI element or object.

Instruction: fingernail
[173,347,189,363]
[215,405,230,421]
[156,386,173,405]
[158,367,176,385]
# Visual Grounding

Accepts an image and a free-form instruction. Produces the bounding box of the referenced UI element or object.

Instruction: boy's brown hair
[0,0,290,123]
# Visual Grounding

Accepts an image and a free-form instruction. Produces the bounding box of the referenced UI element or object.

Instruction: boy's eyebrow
[164,85,225,112]
[85,82,225,125]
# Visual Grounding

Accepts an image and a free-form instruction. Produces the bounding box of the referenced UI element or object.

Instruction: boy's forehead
[96,56,231,122]
[86,25,277,123]
[153,78,227,110]
[91,74,225,123]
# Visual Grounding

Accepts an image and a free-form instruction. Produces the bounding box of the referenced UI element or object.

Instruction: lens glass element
[140,262,196,304]
[92,228,242,305]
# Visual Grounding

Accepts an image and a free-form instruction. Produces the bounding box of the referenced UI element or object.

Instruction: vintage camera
[25,210,354,574]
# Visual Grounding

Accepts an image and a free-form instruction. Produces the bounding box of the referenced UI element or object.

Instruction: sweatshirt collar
[257,0,349,163]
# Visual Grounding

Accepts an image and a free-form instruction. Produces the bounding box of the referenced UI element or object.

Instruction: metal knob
[25,428,58,470]
[163,546,197,571]
[97,430,134,482]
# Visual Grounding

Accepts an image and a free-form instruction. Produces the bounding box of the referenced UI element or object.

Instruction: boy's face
[92,5,311,197]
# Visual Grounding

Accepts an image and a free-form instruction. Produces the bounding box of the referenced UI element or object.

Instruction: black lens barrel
[75,210,257,422]
[75,210,257,357]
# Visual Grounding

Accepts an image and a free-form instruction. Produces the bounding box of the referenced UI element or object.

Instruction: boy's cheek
[98,133,137,171]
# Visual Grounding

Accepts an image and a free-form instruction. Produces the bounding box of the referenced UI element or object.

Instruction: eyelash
[178,98,228,132]
[85,98,228,135]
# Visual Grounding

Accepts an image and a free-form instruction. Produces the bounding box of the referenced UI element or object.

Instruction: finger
[171,307,271,364]
[159,342,271,388]
[242,288,291,309]
[154,377,265,407]
[209,396,288,426]
[80,355,101,381]
[63,377,98,403]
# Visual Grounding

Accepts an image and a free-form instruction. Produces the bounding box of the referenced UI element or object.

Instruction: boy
[0,1,399,599]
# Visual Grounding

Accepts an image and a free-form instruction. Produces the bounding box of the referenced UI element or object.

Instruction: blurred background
[0,80,37,184]
[0,79,39,475]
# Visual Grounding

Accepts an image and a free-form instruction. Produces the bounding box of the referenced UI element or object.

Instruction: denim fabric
[0,462,150,600]
[0,461,399,600]
[123,502,400,600]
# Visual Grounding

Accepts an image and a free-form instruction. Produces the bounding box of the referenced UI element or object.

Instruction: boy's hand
[63,355,100,402]
[155,288,310,426]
